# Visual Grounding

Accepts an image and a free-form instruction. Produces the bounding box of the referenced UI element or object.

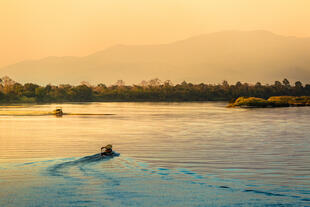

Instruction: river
[0,102,309,206]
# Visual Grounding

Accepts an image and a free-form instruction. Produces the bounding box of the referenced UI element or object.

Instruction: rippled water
[0,102,310,206]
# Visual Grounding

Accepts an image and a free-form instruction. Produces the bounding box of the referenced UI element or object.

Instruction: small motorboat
[52,107,63,116]
[101,144,117,157]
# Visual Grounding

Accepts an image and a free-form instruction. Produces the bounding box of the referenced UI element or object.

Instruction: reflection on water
[0,102,310,206]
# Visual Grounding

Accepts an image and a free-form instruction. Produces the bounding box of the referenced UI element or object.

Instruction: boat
[100,144,119,157]
[100,151,119,157]
[52,107,63,116]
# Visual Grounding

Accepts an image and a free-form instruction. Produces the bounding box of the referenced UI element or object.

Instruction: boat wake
[0,111,116,116]
[47,152,120,177]
[1,154,309,206]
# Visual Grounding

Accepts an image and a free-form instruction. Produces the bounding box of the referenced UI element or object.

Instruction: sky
[1,0,310,68]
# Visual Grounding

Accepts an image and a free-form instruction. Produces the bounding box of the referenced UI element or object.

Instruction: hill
[1,30,310,85]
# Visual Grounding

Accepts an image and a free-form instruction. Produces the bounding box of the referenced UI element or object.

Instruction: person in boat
[53,107,63,116]
[101,144,113,156]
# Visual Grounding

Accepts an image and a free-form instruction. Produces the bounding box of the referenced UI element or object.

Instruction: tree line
[0,76,309,103]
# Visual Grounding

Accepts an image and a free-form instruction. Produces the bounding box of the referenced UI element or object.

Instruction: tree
[149,78,161,87]
[71,85,93,101]
[255,82,262,87]
[295,81,303,88]
[282,78,290,87]
[274,81,282,88]
[115,80,125,87]
[293,81,303,96]
[0,91,5,102]
[164,80,173,87]
[235,81,242,88]
[35,87,46,102]
[222,80,229,88]
[23,83,39,97]
[12,83,23,96]
[1,76,15,94]
[1,76,15,87]
[181,81,188,87]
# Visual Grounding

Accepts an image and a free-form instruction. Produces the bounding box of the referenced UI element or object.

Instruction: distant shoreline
[0,77,309,104]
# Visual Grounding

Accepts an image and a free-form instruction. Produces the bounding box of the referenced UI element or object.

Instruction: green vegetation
[0,76,310,104]
[229,96,310,108]
[268,96,310,107]
[229,97,269,107]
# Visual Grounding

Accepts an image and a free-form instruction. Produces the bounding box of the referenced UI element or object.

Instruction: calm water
[0,102,309,206]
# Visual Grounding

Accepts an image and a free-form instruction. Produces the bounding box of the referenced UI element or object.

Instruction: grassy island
[229,96,310,108]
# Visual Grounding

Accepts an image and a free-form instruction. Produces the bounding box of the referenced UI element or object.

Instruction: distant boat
[52,107,63,116]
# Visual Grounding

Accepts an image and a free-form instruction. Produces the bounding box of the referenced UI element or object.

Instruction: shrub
[231,97,269,107]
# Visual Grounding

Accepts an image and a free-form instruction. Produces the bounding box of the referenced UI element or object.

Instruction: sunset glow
[1,0,310,67]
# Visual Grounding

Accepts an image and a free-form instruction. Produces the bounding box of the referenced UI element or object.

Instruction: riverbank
[1,77,310,104]
[228,96,310,108]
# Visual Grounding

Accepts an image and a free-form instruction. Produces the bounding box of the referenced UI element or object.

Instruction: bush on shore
[228,97,269,107]
[229,96,310,108]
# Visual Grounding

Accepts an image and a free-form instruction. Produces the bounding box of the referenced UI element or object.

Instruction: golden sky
[0,0,310,67]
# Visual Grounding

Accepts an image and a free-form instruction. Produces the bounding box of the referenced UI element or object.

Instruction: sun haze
[1,0,310,68]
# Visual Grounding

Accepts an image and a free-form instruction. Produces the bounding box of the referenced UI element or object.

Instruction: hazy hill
[1,30,310,85]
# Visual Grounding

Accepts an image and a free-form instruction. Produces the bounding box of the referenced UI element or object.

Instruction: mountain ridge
[1,30,310,85]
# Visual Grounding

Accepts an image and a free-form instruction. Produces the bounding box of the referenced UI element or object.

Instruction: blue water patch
[1,154,310,207]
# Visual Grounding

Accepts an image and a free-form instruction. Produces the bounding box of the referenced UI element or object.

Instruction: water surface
[0,102,309,206]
